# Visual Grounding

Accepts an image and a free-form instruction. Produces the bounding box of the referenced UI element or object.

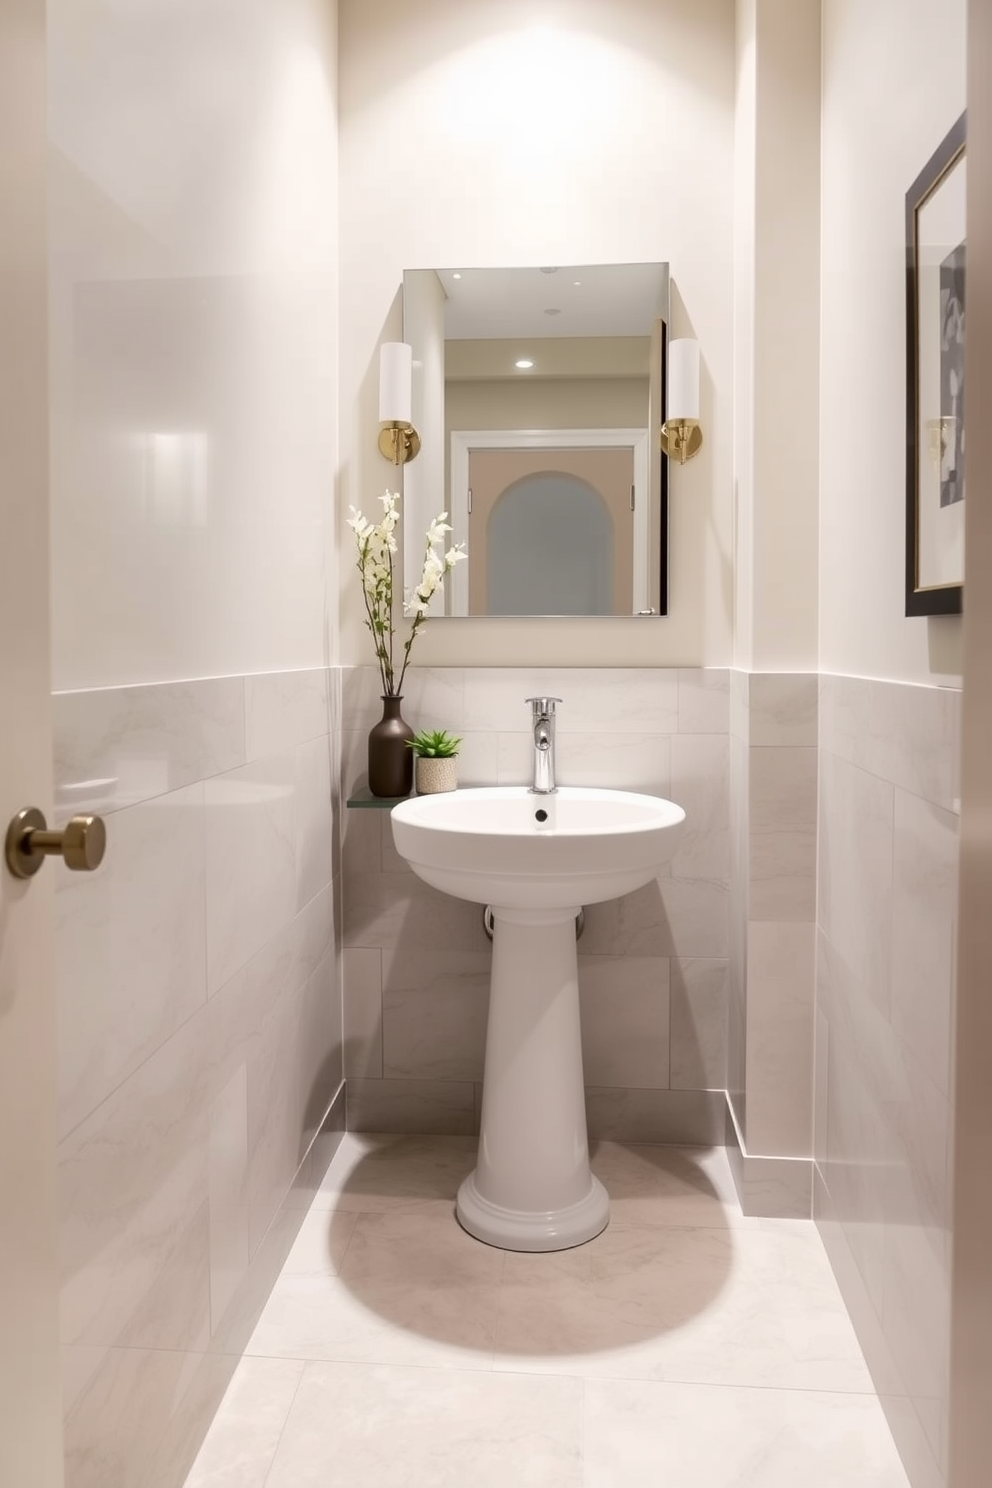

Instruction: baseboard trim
[724,1094,813,1218]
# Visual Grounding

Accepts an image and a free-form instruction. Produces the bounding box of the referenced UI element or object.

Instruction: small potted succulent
[407,729,461,795]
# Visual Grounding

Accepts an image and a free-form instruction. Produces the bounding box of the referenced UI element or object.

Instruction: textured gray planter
[415,755,458,794]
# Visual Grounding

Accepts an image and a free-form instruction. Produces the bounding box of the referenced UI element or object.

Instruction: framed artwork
[905,112,967,617]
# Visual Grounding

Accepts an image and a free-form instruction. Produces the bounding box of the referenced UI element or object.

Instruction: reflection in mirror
[402,263,670,618]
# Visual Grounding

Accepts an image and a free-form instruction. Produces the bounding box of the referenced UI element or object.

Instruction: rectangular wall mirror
[401,261,670,618]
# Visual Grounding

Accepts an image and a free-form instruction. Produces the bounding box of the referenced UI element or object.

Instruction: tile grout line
[258,1358,308,1488]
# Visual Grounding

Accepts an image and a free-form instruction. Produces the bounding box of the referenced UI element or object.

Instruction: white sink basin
[390,786,686,1254]
[390,785,685,910]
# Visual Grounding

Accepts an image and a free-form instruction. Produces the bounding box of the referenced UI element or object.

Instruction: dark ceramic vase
[368,695,414,798]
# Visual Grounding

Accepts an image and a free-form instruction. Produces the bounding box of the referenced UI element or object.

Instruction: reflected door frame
[449,428,651,615]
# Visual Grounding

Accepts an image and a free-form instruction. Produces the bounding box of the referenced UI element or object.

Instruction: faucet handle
[525,696,563,717]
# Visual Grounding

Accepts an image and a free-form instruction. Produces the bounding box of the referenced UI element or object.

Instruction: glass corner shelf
[345,785,412,809]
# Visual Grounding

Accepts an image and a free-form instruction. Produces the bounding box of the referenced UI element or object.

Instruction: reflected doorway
[465,445,637,616]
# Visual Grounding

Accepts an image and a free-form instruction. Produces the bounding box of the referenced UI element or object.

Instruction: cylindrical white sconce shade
[379,341,413,423]
[667,338,700,421]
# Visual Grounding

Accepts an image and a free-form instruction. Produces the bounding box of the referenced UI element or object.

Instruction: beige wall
[445,378,648,439]
[49,0,339,687]
[733,0,820,672]
[338,0,735,668]
[814,3,968,1485]
[819,0,966,685]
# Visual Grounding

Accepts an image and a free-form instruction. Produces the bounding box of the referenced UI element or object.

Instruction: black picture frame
[905,111,967,617]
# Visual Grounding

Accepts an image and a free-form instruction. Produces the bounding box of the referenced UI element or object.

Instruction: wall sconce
[660,338,703,465]
[377,341,421,465]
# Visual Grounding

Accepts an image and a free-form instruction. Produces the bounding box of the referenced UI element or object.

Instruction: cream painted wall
[445,378,648,440]
[733,0,820,672]
[820,0,966,685]
[49,0,339,689]
[732,0,756,668]
[338,0,735,668]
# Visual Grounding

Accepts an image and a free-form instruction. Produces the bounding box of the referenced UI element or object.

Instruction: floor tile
[493,1221,874,1392]
[589,1140,745,1229]
[307,1132,477,1214]
[264,1362,583,1488]
[280,1209,359,1278]
[583,1377,911,1487]
[182,1357,304,1488]
[247,1212,503,1370]
[182,1137,908,1488]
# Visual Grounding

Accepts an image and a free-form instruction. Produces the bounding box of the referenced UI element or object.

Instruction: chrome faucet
[526,696,562,793]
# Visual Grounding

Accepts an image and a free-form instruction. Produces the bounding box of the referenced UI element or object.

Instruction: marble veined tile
[496,730,672,795]
[670,734,730,881]
[463,667,679,736]
[183,1357,305,1488]
[669,957,729,1091]
[866,679,959,812]
[244,668,329,761]
[589,1141,744,1230]
[246,950,341,1251]
[890,789,958,1097]
[307,1132,478,1214]
[818,751,894,1014]
[264,1363,582,1488]
[748,672,818,747]
[204,754,298,993]
[492,1219,874,1392]
[293,734,335,911]
[58,1008,212,1356]
[342,665,464,734]
[64,1342,207,1488]
[56,782,207,1140]
[53,676,245,822]
[342,947,383,1080]
[246,1212,501,1369]
[345,1078,476,1136]
[584,1378,909,1487]
[280,1209,359,1279]
[578,957,670,1089]
[381,948,491,1081]
[585,1087,727,1145]
[677,668,729,734]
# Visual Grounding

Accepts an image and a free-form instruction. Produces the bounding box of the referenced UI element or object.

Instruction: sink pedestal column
[456,905,609,1251]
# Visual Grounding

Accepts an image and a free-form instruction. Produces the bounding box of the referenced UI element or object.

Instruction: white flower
[351,492,467,690]
[425,513,453,546]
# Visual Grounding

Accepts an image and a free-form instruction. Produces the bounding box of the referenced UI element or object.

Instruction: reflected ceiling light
[515,359,534,369]
[660,338,703,466]
[377,341,421,465]
[452,272,462,279]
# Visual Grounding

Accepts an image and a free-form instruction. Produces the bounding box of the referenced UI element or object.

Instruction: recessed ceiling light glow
[515,358,534,369]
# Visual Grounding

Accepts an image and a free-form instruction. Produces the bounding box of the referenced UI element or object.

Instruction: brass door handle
[5,807,107,879]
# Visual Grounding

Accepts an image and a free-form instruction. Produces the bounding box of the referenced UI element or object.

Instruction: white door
[0,4,65,1484]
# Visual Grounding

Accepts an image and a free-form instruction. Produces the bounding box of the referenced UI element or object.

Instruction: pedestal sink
[390,786,685,1251]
